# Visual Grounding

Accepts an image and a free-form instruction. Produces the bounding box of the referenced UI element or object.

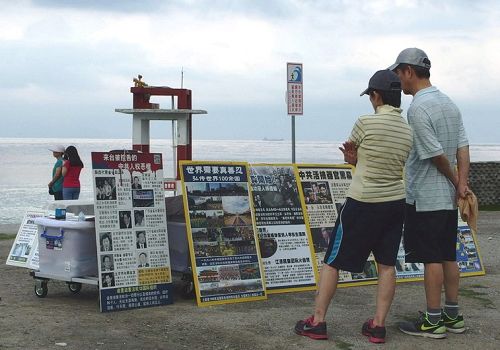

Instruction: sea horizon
[0,137,499,226]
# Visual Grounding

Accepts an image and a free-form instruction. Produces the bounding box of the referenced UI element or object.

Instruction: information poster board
[295,165,378,286]
[249,164,317,293]
[180,161,267,306]
[92,151,172,312]
[6,209,45,269]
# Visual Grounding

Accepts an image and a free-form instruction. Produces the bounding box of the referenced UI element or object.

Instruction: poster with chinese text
[249,164,317,293]
[6,209,45,269]
[180,161,267,307]
[92,151,172,312]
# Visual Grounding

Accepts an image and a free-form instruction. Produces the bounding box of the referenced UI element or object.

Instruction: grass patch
[460,286,496,309]
[332,338,354,350]
[0,233,16,241]
[479,204,500,211]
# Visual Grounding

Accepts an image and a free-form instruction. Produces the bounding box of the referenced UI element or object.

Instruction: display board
[249,164,317,293]
[92,151,172,312]
[180,161,267,306]
[297,163,485,285]
[6,209,45,269]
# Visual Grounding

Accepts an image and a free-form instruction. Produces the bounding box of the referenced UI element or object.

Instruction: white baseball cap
[48,145,65,153]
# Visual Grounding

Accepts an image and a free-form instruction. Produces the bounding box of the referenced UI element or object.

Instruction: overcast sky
[1,0,499,143]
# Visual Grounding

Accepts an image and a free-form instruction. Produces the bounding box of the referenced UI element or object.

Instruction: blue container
[55,208,66,220]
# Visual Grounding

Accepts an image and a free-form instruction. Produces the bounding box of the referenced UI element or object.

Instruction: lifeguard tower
[115,75,207,191]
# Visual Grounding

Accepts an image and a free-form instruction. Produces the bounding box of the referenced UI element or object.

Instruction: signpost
[287,63,303,163]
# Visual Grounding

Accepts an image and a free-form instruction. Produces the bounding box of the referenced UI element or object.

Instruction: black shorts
[323,197,405,273]
[403,204,458,263]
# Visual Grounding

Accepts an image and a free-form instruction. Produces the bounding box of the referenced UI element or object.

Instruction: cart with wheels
[32,217,98,298]
[31,270,98,298]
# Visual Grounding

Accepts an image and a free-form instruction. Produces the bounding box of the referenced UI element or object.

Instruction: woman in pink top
[62,145,84,200]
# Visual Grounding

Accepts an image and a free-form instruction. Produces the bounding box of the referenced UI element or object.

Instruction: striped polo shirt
[347,104,413,203]
[405,86,468,211]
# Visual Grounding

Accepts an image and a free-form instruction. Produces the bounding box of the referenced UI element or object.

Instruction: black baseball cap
[360,69,402,96]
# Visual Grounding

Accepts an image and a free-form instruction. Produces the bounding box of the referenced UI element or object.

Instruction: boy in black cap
[295,70,413,343]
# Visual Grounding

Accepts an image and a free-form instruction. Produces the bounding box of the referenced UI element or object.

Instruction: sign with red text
[92,151,172,312]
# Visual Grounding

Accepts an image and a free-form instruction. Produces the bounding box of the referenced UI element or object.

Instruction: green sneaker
[442,310,465,333]
[398,312,446,339]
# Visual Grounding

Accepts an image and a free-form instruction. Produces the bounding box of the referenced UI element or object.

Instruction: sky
[1,0,499,143]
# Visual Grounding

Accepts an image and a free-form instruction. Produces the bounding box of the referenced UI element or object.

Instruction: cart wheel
[67,282,82,294]
[35,281,48,298]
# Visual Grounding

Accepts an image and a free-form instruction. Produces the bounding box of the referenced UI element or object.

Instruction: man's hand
[456,181,470,200]
[339,140,357,165]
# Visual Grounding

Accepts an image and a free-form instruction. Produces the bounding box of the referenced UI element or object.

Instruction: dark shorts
[403,204,458,263]
[323,197,405,273]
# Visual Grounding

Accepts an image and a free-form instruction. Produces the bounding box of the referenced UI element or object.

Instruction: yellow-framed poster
[179,161,267,306]
[249,164,318,294]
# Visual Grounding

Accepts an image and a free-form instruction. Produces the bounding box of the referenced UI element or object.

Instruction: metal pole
[291,115,296,163]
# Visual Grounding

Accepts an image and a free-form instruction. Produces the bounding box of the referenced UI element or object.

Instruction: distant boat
[262,137,284,141]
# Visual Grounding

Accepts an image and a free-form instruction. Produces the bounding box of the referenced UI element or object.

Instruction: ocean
[1,137,499,225]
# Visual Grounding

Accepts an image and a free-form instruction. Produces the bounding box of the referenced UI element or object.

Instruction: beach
[1,211,498,350]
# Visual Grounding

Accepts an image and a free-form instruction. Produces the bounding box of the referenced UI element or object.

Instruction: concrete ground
[0,212,499,350]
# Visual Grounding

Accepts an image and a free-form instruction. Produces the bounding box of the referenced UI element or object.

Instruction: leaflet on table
[6,209,45,269]
[91,151,172,312]
[249,164,317,293]
[180,161,267,307]
[296,165,363,281]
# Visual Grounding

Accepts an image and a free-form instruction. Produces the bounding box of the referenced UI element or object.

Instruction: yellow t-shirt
[347,104,413,203]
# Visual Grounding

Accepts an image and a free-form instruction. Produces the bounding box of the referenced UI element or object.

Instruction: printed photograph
[222,197,252,226]
[132,189,154,207]
[134,210,145,227]
[99,232,113,252]
[95,177,117,201]
[239,263,261,280]
[119,211,133,229]
[188,196,223,210]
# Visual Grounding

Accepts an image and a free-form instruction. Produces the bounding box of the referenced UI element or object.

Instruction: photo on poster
[101,254,114,272]
[136,230,147,249]
[119,211,133,229]
[99,232,113,252]
[219,183,248,196]
[218,265,241,280]
[188,196,223,210]
[137,251,150,268]
[194,242,221,257]
[222,226,254,241]
[310,227,334,252]
[186,183,223,196]
[192,228,209,242]
[102,272,115,288]
[239,263,261,280]
[222,196,252,226]
[132,189,154,207]
[302,181,333,204]
[197,266,220,283]
[131,175,142,189]
[134,210,145,227]
[259,238,278,259]
[250,166,301,208]
[95,177,117,201]
[205,210,225,228]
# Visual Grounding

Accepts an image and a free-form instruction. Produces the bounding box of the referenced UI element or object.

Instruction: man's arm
[431,153,457,187]
[456,145,470,199]
[431,145,470,199]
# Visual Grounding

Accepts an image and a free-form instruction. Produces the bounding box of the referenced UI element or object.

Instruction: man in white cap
[389,48,470,338]
[48,145,65,200]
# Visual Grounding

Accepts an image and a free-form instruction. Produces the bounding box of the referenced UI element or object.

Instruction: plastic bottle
[78,211,86,221]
